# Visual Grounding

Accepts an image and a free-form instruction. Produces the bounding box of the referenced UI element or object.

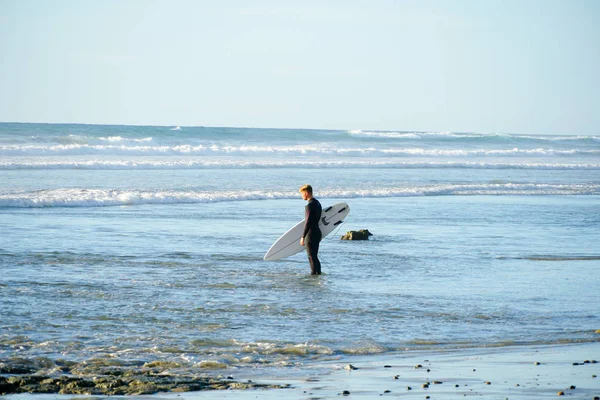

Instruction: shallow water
[1,123,599,378]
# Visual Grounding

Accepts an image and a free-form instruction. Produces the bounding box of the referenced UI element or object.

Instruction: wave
[2,184,598,208]
[1,143,598,157]
[96,136,153,143]
[1,159,598,170]
[348,130,600,143]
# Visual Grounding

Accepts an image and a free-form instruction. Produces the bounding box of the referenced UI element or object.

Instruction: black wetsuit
[303,198,322,275]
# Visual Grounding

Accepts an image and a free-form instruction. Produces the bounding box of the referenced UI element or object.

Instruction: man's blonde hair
[299,184,313,194]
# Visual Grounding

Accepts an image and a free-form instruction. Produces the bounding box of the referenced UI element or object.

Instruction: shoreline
[3,342,598,399]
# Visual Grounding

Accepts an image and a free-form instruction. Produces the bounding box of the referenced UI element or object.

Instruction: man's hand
[300,237,305,246]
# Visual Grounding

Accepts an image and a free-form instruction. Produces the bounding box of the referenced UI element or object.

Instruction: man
[299,184,322,275]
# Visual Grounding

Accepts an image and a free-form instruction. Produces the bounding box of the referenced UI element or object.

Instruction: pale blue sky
[1,0,599,134]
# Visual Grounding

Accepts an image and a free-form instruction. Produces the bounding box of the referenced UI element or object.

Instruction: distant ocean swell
[2,183,599,208]
[1,144,599,157]
[6,131,600,144]
[348,130,600,143]
[1,160,599,170]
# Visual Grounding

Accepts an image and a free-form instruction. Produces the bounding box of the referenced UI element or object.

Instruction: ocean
[0,123,599,382]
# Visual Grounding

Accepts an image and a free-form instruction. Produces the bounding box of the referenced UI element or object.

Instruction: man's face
[301,191,309,200]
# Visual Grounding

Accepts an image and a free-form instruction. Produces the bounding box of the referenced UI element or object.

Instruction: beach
[4,343,599,398]
[186,343,600,399]
[1,123,599,398]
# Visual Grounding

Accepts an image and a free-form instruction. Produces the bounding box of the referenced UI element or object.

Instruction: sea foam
[2,184,598,208]
[1,159,598,170]
[1,144,598,157]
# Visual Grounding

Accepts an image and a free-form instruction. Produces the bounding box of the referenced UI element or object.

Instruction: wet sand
[5,342,598,399]
[166,342,600,399]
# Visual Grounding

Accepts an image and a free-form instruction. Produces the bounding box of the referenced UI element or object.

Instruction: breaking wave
[1,159,598,170]
[2,184,598,208]
[1,143,598,157]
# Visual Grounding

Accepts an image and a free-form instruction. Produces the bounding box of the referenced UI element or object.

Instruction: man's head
[299,184,313,200]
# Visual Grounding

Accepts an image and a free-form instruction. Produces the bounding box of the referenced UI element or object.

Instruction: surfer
[299,184,322,275]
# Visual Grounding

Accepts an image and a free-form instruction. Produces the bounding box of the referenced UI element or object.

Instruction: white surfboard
[263,202,350,261]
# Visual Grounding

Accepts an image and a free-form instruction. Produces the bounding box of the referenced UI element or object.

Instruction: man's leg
[306,235,321,275]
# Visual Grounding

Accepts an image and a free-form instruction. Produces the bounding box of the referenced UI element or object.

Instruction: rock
[0,373,287,395]
[558,391,565,396]
[341,230,373,240]
[342,390,351,395]
[534,362,541,365]
[344,364,359,370]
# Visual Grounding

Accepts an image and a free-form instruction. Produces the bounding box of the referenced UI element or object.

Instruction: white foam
[348,131,423,139]
[0,159,598,170]
[1,143,597,157]
[348,130,600,143]
[2,184,598,208]
[98,136,153,143]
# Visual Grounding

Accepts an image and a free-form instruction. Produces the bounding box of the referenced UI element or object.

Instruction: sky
[1,0,599,135]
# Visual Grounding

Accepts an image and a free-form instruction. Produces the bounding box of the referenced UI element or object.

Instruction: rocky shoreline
[0,359,289,395]
[0,373,288,395]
